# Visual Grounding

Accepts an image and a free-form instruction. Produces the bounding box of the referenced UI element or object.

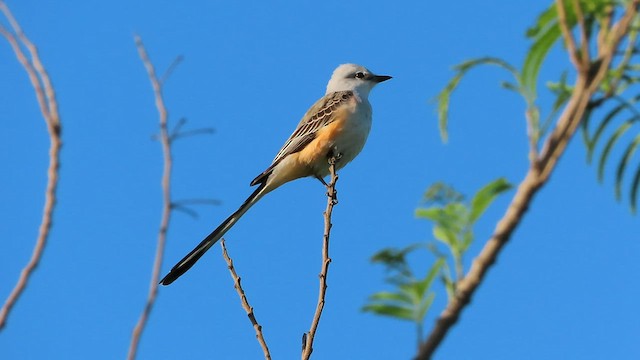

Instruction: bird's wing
[250,90,354,186]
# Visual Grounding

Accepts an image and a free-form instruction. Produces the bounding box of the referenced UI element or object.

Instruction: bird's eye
[354,72,365,79]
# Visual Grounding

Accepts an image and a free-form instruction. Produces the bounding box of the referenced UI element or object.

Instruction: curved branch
[416,2,639,358]
[127,35,173,360]
[0,2,62,331]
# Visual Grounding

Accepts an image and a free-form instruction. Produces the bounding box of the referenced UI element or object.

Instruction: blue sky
[1,1,639,359]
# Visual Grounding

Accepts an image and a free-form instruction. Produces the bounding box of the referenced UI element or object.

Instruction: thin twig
[171,198,221,218]
[159,55,184,87]
[0,2,62,331]
[525,107,539,164]
[415,2,639,358]
[301,157,339,360]
[572,0,591,66]
[128,35,173,360]
[556,0,585,72]
[220,239,271,360]
[171,127,216,142]
[171,205,200,219]
[173,198,222,206]
[597,3,614,51]
[165,117,215,142]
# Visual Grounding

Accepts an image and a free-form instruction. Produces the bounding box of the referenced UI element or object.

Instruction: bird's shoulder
[301,90,356,122]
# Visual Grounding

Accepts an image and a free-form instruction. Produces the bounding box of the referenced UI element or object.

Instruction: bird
[160,63,391,285]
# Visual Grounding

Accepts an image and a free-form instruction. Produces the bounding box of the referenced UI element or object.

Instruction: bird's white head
[325,63,391,98]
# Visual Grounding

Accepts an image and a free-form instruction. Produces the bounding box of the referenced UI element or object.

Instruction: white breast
[331,99,372,171]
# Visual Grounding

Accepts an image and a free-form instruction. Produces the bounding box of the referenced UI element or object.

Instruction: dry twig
[301,156,339,360]
[127,35,173,360]
[416,1,639,358]
[0,1,62,331]
[221,239,271,359]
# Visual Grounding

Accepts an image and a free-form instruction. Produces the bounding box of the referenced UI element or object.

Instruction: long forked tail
[160,182,268,285]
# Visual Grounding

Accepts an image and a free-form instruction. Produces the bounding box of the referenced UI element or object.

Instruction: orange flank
[299,118,346,165]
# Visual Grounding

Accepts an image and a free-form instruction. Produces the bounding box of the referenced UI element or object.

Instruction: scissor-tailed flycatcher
[160,63,391,285]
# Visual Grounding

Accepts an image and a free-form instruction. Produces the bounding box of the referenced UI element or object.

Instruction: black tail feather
[159,182,267,285]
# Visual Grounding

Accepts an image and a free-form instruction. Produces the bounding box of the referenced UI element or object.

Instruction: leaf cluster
[581,13,640,212]
[363,179,511,342]
[437,0,640,213]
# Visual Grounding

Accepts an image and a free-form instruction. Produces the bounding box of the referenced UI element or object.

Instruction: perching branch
[128,35,174,360]
[220,239,271,360]
[0,1,62,331]
[301,156,339,360]
[416,1,640,359]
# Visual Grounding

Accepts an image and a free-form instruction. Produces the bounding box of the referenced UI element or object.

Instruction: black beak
[372,74,392,83]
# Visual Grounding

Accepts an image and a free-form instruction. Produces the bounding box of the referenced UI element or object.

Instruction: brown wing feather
[250,91,354,186]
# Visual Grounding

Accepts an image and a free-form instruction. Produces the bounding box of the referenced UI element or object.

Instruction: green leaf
[420,258,445,294]
[526,4,558,39]
[469,178,513,223]
[398,282,421,304]
[581,104,598,157]
[433,225,457,247]
[416,292,436,322]
[522,26,561,102]
[368,291,413,305]
[418,203,466,234]
[371,243,421,266]
[436,57,519,142]
[415,258,444,298]
[442,203,468,231]
[545,71,573,137]
[521,1,573,102]
[615,134,640,200]
[443,274,456,300]
[631,165,640,213]
[598,119,636,182]
[500,81,521,93]
[415,207,444,222]
[588,98,639,163]
[362,303,415,321]
[461,231,474,252]
[397,259,444,305]
[422,182,464,205]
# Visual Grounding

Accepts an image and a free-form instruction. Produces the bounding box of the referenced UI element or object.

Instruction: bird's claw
[327,188,338,204]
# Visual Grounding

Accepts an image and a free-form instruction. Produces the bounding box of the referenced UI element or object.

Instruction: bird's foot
[315,175,329,187]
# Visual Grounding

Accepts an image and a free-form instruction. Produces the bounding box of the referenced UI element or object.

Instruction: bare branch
[416,2,639,358]
[221,239,271,360]
[0,1,62,331]
[301,156,339,360]
[556,0,585,71]
[572,0,591,66]
[128,35,173,360]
